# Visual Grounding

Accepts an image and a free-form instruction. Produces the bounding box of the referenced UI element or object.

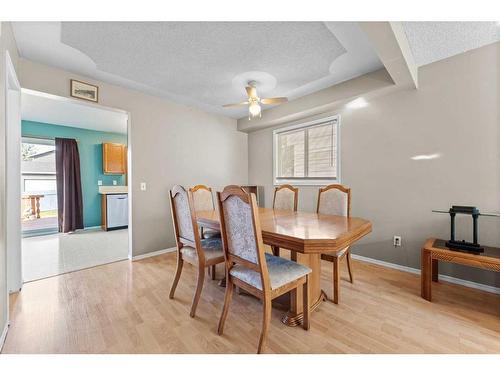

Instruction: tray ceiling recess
[13,22,384,118]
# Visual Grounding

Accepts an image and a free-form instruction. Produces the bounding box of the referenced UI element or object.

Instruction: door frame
[5,50,21,294]
[14,88,134,278]
[2,50,21,350]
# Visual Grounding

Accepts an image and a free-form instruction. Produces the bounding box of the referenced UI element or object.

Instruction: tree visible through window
[21,143,37,161]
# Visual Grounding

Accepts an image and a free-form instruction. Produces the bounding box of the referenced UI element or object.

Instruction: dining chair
[168,185,225,317]
[271,184,299,256]
[216,185,311,354]
[191,184,221,238]
[273,184,298,211]
[317,184,353,304]
[191,184,221,279]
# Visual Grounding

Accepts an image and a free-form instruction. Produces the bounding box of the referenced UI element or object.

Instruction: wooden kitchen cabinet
[103,143,127,174]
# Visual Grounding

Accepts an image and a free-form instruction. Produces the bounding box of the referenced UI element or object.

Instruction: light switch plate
[140,182,147,191]
[97,180,102,186]
[393,235,402,247]
[113,180,117,186]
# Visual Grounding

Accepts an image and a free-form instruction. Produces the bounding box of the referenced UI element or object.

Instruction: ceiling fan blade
[222,101,249,108]
[260,97,288,105]
[245,86,258,99]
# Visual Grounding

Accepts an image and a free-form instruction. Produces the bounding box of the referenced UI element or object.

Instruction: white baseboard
[132,247,176,261]
[0,321,8,352]
[351,254,500,295]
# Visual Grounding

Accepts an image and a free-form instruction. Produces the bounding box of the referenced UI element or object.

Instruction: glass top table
[432,209,500,217]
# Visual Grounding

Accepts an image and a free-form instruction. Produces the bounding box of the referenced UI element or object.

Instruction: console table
[421,238,500,301]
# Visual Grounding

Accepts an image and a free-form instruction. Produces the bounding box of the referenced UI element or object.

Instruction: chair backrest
[169,185,202,253]
[273,184,298,211]
[191,184,215,211]
[317,184,351,217]
[217,185,270,289]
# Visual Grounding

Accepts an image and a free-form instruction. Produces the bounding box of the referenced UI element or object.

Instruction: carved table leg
[282,252,325,326]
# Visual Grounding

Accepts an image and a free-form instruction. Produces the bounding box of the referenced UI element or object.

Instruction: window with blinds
[273,116,340,185]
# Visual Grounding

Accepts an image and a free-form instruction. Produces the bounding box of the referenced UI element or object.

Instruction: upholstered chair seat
[168,185,226,318]
[201,229,221,239]
[229,253,311,290]
[180,238,224,263]
[216,185,311,354]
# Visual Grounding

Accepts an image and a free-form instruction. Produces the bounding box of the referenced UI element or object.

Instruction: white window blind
[274,116,340,185]
[277,129,305,178]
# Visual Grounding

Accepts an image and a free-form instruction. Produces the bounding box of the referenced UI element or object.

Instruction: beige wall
[0,22,20,343]
[19,59,248,257]
[249,42,500,288]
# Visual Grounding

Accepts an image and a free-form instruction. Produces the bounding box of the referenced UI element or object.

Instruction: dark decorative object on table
[445,206,483,252]
[432,205,500,253]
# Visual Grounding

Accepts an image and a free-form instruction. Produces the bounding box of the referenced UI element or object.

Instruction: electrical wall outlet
[393,235,402,247]
[97,180,102,186]
[113,180,117,186]
[140,182,147,191]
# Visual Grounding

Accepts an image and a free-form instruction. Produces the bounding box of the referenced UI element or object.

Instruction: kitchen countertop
[99,186,128,194]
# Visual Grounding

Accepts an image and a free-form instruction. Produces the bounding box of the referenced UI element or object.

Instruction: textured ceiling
[61,22,346,106]
[12,22,383,118]
[402,22,500,66]
[22,91,128,134]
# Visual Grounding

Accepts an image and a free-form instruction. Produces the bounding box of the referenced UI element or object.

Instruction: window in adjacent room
[273,115,340,185]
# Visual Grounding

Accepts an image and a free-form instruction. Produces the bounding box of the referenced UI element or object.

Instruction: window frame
[273,115,341,186]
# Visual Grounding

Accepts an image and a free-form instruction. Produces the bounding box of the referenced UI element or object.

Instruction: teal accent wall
[22,120,127,228]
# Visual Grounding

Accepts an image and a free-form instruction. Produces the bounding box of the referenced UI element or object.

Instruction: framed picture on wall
[70,79,99,103]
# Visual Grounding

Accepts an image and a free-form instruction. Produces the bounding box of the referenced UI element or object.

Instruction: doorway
[17,89,131,282]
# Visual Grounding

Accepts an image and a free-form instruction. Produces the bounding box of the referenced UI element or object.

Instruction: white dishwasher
[106,194,128,230]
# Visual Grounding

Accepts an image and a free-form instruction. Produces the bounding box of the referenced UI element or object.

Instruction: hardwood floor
[2,251,500,353]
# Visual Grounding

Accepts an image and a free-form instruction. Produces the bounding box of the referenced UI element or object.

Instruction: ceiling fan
[223,81,288,119]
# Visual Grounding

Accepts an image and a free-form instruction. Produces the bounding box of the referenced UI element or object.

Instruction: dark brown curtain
[55,138,84,233]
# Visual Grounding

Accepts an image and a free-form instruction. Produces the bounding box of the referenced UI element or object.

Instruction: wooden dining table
[197,207,372,326]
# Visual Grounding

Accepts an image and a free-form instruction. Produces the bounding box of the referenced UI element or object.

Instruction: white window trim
[273,115,341,186]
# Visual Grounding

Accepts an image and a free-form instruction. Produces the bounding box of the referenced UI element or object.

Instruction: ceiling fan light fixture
[248,102,261,118]
[223,80,286,120]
